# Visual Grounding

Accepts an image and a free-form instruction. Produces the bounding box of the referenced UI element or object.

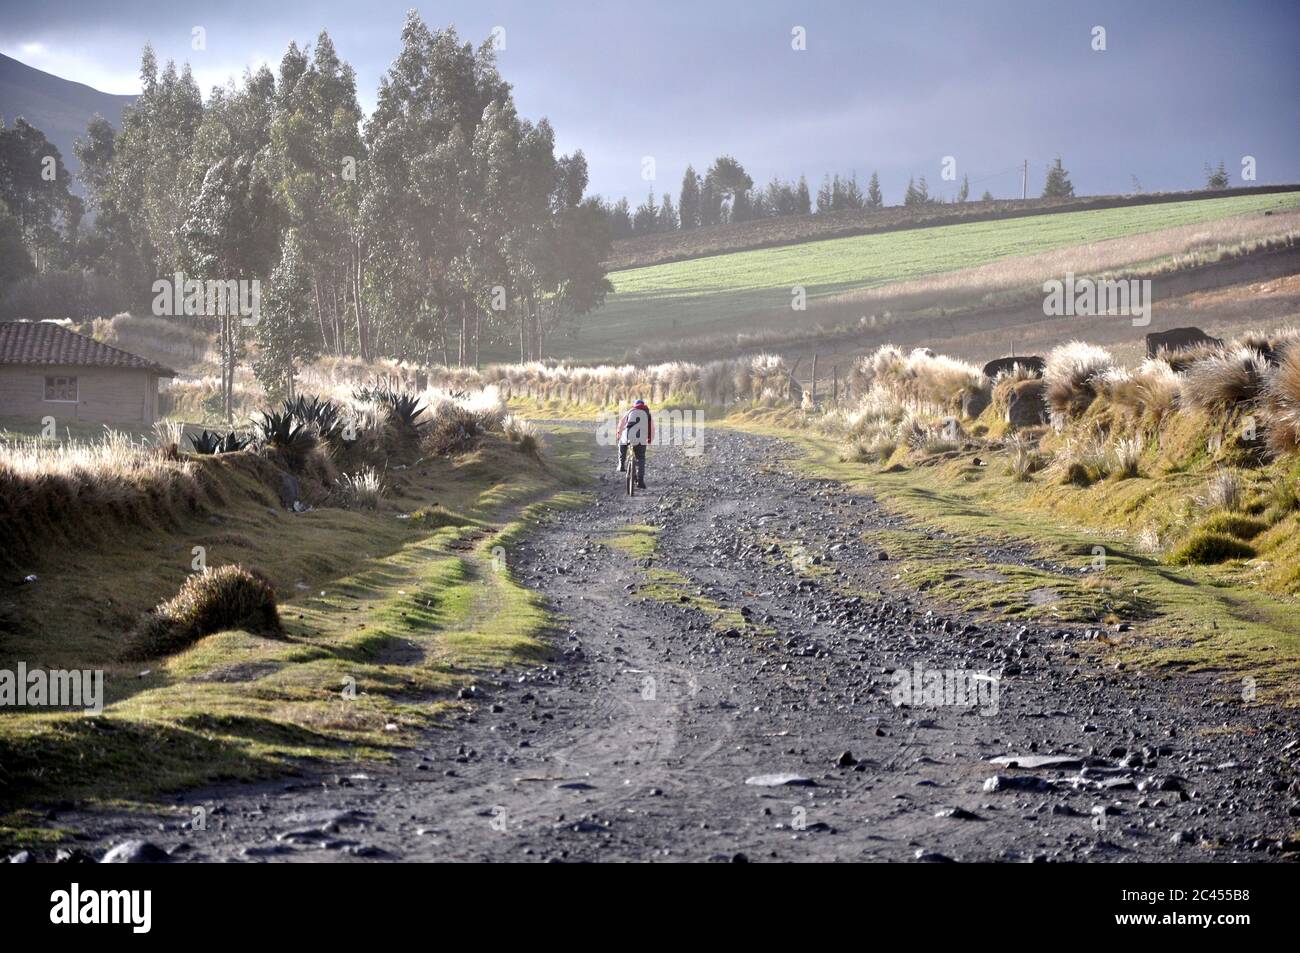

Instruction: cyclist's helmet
[632,399,648,409]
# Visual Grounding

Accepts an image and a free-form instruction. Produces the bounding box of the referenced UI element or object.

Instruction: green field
[567,191,1300,361]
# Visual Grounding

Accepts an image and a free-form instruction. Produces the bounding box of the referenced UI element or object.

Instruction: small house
[0,321,177,427]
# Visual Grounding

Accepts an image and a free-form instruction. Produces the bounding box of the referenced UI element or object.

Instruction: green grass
[0,426,594,848]
[565,192,1300,361]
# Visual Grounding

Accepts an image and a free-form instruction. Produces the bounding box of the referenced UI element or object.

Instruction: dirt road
[51,427,1299,862]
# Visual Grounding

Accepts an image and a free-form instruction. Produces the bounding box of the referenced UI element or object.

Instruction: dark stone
[279,473,301,509]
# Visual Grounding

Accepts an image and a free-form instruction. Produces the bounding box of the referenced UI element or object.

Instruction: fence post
[810,353,818,406]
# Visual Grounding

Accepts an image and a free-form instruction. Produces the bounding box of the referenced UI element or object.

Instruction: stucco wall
[0,365,160,426]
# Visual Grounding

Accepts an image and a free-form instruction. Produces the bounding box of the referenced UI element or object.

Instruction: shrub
[423,403,484,456]
[1044,341,1116,419]
[1168,530,1255,566]
[122,565,282,660]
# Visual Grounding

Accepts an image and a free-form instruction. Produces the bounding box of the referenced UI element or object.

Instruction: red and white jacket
[617,403,653,446]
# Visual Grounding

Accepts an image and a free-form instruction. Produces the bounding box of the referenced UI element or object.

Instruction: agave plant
[188,429,253,455]
[188,430,224,455]
[284,394,347,443]
[383,391,427,433]
[217,430,252,453]
[353,380,397,405]
[254,410,313,449]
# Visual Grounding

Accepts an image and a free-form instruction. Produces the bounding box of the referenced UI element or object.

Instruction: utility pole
[1021,159,1028,200]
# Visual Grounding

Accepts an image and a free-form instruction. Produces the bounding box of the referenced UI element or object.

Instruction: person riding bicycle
[616,398,653,489]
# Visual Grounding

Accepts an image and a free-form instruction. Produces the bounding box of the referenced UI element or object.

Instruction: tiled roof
[0,322,176,376]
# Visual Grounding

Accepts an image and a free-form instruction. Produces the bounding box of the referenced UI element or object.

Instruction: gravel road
[42,426,1300,862]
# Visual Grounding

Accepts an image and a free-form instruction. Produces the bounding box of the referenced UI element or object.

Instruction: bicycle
[626,447,638,496]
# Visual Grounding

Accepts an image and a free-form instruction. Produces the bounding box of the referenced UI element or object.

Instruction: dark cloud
[2,0,1297,203]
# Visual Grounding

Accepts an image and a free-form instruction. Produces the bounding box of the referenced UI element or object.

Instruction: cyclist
[616,398,653,489]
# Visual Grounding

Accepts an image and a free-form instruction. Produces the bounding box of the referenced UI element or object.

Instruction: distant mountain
[0,52,136,195]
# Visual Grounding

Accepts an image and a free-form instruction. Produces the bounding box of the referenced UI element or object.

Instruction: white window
[44,375,78,402]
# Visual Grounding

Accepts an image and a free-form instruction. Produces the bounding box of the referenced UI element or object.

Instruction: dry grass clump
[1232,326,1300,363]
[1110,434,1145,479]
[851,345,989,416]
[122,565,282,660]
[473,353,793,405]
[1055,424,1111,485]
[1262,345,1300,455]
[1095,359,1180,426]
[1004,432,1045,480]
[1180,346,1269,413]
[502,415,542,456]
[1196,469,1244,511]
[334,467,385,509]
[1044,341,1116,420]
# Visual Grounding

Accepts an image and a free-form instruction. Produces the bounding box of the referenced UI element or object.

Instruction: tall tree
[866,171,883,209]
[957,173,970,203]
[270,31,367,358]
[704,155,752,224]
[659,192,678,231]
[112,48,205,276]
[1042,157,1074,198]
[254,228,319,398]
[1204,160,1229,190]
[633,190,659,234]
[0,118,83,270]
[678,165,701,229]
[816,175,833,214]
[795,175,812,215]
[362,14,507,363]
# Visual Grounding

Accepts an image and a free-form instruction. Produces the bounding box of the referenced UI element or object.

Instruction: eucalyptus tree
[254,227,319,398]
[269,32,367,358]
[0,118,83,270]
[111,48,204,277]
[362,14,505,363]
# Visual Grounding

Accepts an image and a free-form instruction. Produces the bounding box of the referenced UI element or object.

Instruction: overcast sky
[2,0,1297,205]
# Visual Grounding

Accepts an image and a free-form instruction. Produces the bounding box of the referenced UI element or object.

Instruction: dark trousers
[619,444,647,485]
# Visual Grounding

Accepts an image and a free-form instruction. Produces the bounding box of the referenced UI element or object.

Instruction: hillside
[558,191,1300,365]
[606,184,1300,271]
[0,53,135,193]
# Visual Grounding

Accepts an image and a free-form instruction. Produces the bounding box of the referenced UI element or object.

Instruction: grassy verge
[0,427,591,848]
[729,413,1300,706]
